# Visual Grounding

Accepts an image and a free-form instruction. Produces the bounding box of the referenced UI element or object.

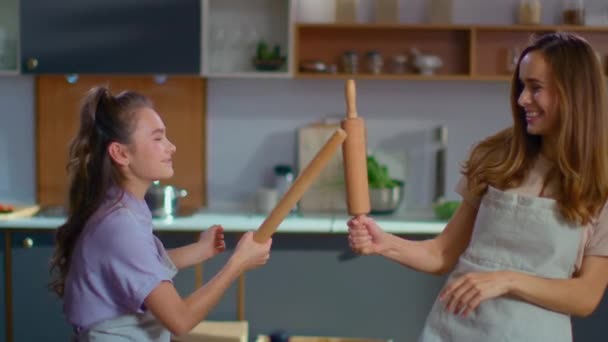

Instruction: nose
[518,87,531,108]
[168,140,176,154]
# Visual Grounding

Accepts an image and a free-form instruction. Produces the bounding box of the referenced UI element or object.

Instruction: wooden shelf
[294,23,608,81]
[296,72,473,81]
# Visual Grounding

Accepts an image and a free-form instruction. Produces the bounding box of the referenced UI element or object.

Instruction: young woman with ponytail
[50,86,272,341]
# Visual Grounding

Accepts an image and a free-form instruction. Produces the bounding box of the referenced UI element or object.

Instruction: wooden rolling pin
[341,79,371,216]
[253,128,347,243]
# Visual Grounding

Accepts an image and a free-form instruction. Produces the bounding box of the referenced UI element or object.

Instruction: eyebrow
[151,128,166,135]
[522,77,543,84]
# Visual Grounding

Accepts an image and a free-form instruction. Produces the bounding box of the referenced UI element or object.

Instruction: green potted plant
[367,155,404,214]
[253,40,286,71]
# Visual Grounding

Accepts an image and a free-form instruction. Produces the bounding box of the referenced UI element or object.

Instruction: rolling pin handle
[346,79,357,119]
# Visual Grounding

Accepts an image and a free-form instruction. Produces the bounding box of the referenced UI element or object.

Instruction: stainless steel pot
[144,181,188,218]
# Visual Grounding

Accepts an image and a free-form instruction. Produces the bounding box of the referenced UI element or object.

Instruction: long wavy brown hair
[49,86,152,297]
[462,32,608,225]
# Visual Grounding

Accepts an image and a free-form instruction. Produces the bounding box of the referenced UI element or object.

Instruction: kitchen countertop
[0,208,446,235]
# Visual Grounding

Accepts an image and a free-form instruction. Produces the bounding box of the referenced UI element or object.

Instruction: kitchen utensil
[341,79,371,217]
[369,180,404,214]
[253,128,347,243]
[144,181,188,218]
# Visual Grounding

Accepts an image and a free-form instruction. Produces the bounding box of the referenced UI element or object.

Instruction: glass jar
[518,0,541,25]
[563,0,585,25]
[342,50,358,74]
[365,50,383,74]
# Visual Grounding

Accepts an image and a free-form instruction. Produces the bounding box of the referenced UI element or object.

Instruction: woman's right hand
[348,215,388,255]
[231,231,272,272]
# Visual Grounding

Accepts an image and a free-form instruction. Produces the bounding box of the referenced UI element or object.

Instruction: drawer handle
[23,237,34,248]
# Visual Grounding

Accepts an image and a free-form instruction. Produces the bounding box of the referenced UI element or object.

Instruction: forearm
[508,271,602,317]
[178,260,242,332]
[167,243,206,269]
[380,234,447,275]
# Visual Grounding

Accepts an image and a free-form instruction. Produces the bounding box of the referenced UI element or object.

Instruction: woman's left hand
[198,225,226,261]
[439,271,514,317]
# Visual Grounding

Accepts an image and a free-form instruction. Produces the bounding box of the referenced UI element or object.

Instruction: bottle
[274,164,298,214]
[518,0,541,25]
[563,0,585,25]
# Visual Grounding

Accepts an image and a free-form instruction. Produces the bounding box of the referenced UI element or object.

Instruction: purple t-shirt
[63,188,175,329]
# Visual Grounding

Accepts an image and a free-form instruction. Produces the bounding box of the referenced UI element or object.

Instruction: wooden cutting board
[0,205,40,220]
[297,122,347,213]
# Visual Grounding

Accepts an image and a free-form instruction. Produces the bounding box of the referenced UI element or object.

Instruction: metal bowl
[369,180,405,215]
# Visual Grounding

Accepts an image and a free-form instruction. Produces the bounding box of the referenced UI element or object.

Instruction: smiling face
[125,107,176,182]
[517,51,560,139]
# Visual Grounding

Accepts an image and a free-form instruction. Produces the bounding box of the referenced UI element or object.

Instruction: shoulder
[86,205,153,252]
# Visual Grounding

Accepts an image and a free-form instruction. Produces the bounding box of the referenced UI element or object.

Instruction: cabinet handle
[26,58,39,70]
[23,237,34,248]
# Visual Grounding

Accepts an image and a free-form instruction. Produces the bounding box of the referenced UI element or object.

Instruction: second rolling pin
[253,128,347,243]
[341,79,370,216]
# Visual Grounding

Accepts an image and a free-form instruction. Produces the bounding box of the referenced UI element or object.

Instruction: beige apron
[419,186,584,341]
[76,238,178,342]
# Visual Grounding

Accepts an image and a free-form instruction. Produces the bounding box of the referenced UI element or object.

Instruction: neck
[122,177,150,200]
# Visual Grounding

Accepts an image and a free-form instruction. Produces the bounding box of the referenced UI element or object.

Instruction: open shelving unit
[294,23,608,81]
[201,0,295,78]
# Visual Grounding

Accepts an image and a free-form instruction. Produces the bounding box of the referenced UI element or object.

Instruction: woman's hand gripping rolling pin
[348,215,390,256]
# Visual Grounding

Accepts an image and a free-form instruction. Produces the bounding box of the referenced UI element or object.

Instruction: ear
[107,142,130,167]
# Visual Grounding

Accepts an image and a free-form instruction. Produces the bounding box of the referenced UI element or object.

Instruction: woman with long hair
[348,32,608,341]
[50,86,272,340]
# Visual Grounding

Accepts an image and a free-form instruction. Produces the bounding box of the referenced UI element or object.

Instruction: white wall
[207,79,512,209]
[0,76,35,204]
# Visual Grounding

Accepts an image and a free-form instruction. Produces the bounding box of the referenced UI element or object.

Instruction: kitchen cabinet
[36,75,206,210]
[0,0,19,74]
[20,0,200,74]
[9,231,72,341]
[294,24,608,81]
[202,0,294,78]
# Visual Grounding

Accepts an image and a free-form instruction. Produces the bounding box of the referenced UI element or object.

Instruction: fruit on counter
[0,203,15,213]
[434,199,461,220]
[367,155,401,188]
